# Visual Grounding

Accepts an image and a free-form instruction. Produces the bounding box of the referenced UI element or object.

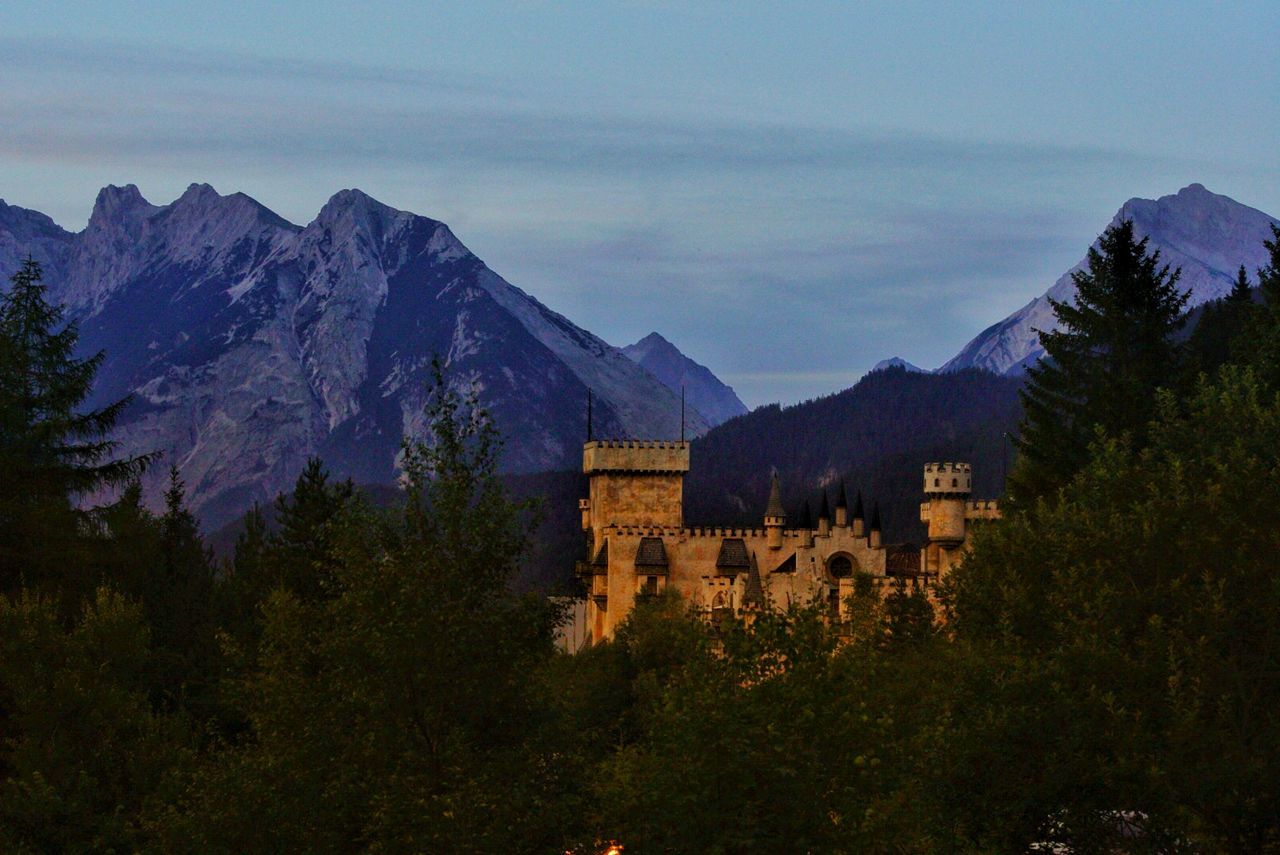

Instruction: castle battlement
[924,461,973,495]
[583,439,690,474]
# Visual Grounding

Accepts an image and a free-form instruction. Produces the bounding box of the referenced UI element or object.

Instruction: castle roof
[635,536,669,570]
[590,539,609,574]
[772,552,797,574]
[836,480,847,510]
[743,551,765,608]
[852,490,864,521]
[818,490,830,521]
[716,538,751,572]
[797,500,812,529]
[870,502,882,532]
[765,471,785,519]
[886,544,920,577]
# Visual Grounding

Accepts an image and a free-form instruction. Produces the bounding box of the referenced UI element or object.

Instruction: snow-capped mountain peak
[942,184,1279,375]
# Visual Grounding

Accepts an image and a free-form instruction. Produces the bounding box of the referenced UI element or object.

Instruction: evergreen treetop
[1012,220,1189,504]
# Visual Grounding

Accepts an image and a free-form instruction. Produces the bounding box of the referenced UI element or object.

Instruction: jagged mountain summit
[0,184,715,526]
[943,184,1280,375]
[621,332,748,426]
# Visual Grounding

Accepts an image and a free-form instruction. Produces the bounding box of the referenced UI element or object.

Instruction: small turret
[817,490,831,537]
[869,502,883,549]
[851,490,865,538]
[764,471,786,550]
[798,499,814,548]
[835,480,848,528]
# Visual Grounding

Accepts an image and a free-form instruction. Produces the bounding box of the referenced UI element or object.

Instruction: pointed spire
[798,500,812,529]
[743,551,765,609]
[869,501,882,532]
[818,490,830,521]
[852,490,865,521]
[836,480,848,510]
[765,470,785,520]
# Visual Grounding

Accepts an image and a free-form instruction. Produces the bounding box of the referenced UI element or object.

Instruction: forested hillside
[686,366,1023,543]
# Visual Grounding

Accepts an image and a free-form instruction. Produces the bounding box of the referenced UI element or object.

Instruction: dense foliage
[3,223,1280,852]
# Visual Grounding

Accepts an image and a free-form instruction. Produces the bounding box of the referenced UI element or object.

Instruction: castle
[572,439,999,646]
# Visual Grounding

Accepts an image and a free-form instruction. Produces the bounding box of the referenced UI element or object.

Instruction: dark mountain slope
[685,366,1023,544]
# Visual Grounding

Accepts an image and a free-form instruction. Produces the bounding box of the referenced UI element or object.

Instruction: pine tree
[1234,225,1280,389]
[0,258,153,597]
[271,457,354,602]
[1257,224,1280,309]
[1011,220,1189,503]
[1230,264,1253,303]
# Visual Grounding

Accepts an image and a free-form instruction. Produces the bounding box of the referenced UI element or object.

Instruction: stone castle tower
[919,462,1000,576]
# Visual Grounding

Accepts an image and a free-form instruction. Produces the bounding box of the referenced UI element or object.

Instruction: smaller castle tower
[764,472,785,550]
[834,481,848,528]
[851,491,865,538]
[798,500,814,548]
[920,462,998,577]
[922,462,971,545]
[869,502,882,549]
[817,491,831,537]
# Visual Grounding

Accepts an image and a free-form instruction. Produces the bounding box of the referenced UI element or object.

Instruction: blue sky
[2,1,1276,405]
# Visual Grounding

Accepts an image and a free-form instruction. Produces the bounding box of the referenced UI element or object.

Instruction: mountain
[943,184,1280,375]
[0,184,715,527]
[685,366,1023,546]
[871,357,929,374]
[621,332,748,426]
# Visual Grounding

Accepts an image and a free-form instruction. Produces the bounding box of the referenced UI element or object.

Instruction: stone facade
[573,439,1000,647]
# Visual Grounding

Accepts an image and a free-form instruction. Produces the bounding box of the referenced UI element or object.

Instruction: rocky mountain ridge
[0,184,719,527]
[622,332,748,427]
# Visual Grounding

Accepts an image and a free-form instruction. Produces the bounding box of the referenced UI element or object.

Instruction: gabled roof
[635,536,669,568]
[716,537,750,571]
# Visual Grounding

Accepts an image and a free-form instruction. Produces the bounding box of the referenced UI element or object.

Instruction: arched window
[934,478,940,487]
[952,478,958,488]
[828,554,854,578]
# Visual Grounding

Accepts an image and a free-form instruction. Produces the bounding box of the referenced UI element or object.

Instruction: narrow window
[644,576,658,595]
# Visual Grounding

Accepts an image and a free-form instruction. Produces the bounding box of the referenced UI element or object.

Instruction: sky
[1,1,1277,406]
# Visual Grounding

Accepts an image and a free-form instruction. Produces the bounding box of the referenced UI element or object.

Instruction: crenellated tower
[580,439,689,546]
[920,462,999,576]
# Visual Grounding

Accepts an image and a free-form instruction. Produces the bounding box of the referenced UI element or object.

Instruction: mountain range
[942,184,1280,375]
[0,184,742,527]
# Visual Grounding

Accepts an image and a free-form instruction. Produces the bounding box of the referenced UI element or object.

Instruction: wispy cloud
[0,36,1211,404]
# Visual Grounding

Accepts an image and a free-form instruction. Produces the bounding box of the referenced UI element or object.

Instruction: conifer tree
[270,457,354,601]
[1230,263,1253,303]
[0,258,152,597]
[1234,225,1280,389]
[1011,220,1188,503]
